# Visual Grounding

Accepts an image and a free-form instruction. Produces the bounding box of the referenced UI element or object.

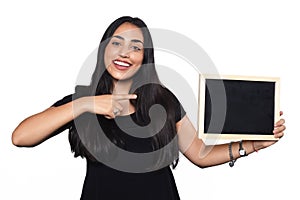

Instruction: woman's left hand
[253,111,286,151]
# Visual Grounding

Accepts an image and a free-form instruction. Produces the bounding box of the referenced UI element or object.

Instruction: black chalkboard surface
[198,75,280,140]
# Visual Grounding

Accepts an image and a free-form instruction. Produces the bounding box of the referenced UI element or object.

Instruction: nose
[119,53,129,58]
[119,46,130,58]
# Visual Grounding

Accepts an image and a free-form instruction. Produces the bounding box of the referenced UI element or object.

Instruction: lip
[112,59,132,71]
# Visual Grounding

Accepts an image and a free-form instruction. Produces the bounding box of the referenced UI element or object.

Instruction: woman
[12,16,285,199]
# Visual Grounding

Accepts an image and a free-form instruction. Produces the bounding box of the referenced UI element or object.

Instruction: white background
[1,0,299,199]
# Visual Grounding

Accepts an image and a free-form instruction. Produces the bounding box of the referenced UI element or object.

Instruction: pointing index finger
[113,94,137,100]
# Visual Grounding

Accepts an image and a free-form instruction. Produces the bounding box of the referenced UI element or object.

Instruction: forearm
[12,97,87,147]
[179,114,284,168]
[198,140,256,168]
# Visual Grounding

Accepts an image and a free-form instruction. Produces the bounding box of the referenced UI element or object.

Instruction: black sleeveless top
[52,88,186,200]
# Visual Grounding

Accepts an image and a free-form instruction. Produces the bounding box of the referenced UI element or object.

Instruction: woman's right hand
[11,93,137,147]
[78,94,137,118]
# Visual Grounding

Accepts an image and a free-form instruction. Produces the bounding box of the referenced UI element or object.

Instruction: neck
[112,79,135,115]
[112,78,133,94]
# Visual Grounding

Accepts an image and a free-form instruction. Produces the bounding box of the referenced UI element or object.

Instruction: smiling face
[104,22,144,81]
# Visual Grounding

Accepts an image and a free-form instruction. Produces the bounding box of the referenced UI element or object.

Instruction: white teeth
[114,60,130,67]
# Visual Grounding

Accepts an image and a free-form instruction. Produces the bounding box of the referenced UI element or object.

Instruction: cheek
[104,46,118,66]
[103,47,110,67]
[133,53,144,66]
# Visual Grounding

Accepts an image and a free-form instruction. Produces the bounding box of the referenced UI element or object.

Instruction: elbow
[197,165,205,169]
[12,130,40,147]
[193,160,211,169]
[196,163,208,169]
[11,131,23,147]
[11,130,30,147]
[12,135,20,147]
[195,160,221,169]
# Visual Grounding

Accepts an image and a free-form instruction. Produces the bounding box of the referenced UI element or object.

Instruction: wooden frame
[198,74,280,141]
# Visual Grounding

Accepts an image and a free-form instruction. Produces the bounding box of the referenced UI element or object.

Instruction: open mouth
[113,60,132,70]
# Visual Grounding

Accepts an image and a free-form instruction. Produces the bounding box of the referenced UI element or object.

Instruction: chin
[110,74,133,82]
[109,70,140,82]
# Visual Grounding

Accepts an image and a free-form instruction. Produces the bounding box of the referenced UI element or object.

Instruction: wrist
[73,96,92,117]
[239,140,247,157]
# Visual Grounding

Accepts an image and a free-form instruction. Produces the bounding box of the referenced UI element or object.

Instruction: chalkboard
[198,75,280,141]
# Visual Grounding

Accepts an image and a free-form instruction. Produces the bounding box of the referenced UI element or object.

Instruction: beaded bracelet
[228,142,236,167]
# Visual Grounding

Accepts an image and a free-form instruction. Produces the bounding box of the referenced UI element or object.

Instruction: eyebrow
[112,35,144,44]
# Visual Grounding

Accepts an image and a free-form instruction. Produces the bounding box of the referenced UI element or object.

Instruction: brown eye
[131,46,141,51]
[112,41,121,46]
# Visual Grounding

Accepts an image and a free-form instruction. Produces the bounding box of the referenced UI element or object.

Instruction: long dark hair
[69,16,179,170]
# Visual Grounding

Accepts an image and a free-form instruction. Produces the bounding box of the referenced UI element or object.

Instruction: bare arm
[11,94,137,147]
[177,115,285,168]
[11,98,86,147]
